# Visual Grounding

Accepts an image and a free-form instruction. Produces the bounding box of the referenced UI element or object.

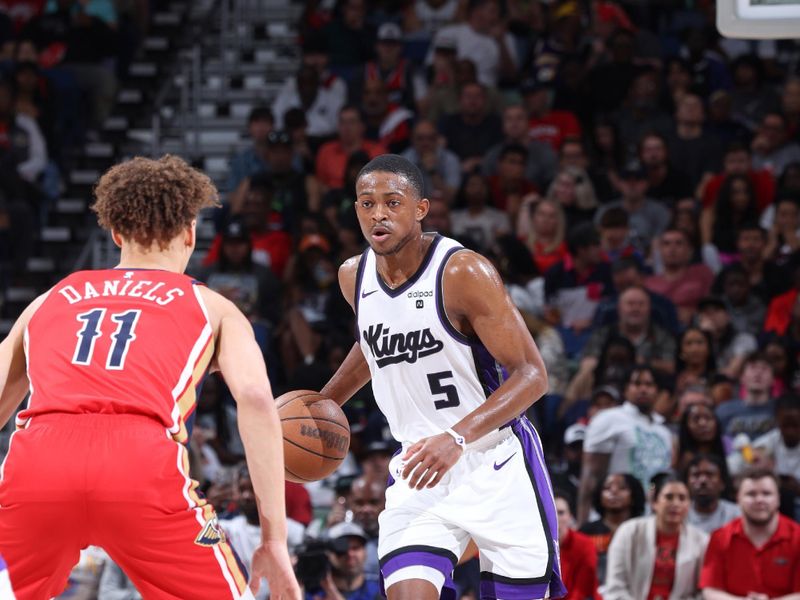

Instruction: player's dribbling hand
[250,540,302,599]
[401,433,463,490]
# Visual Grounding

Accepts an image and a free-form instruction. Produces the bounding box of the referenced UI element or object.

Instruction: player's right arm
[200,287,300,600]
[0,293,48,428]
[320,256,372,406]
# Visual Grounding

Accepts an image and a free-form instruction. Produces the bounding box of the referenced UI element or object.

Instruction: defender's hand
[401,433,463,490]
[250,540,301,599]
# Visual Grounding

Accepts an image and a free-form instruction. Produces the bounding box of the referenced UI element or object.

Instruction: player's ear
[416,198,430,222]
[110,229,124,249]
[185,220,196,248]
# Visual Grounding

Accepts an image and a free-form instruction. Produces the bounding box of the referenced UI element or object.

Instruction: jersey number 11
[72,308,142,370]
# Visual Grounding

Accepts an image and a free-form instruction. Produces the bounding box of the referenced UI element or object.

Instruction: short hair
[92,155,219,250]
[737,222,767,239]
[624,364,658,387]
[776,394,800,413]
[743,350,772,369]
[566,222,599,255]
[499,142,529,161]
[738,467,780,491]
[599,206,629,229]
[357,154,425,200]
[611,256,642,274]
[724,140,750,157]
[248,106,273,123]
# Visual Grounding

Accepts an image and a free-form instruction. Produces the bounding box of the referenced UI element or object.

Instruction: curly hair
[92,155,219,249]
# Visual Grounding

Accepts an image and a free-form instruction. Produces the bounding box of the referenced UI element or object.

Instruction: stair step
[143,36,169,51]
[6,287,37,303]
[118,89,143,104]
[57,199,87,214]
[26,257,55,272]
[85,142,114,158]
[0,319,14,336]
[153,11,181,26]
[70,170,99,186]
[130,62,157,77]
[41,227,71,243]
[104,116,129,131]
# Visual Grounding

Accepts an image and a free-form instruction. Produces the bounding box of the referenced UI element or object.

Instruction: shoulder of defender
[443,248,503,287]
[339,253,363,278]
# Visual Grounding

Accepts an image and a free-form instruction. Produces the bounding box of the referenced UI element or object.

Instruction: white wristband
[444,428,466,451]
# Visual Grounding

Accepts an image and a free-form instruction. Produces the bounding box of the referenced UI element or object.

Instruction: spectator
[638,132,693,206]
[486,143,538,217]
[784,78,800,140]
[612,68,672,161]
[551,425,586,501]
[578,473,646,585]
[753,395,800,501]
[450,171,510,253]
[554,489,600,600]
[271,64,346,140]
[716,351,777,441]
[546,166,598,229]
[400,119,461,202]
[404,0,459,39]
[696,296,758,378]
[523,75,582,152]
[315,105,386,191]
[360,79,413,153]
[321,0,374,70]
[203,176,292,278]
[729,54,780,133]
[604,473,708,600]
[543,222,613,356]
[422,198,452,239]
[321,150,368,237]
[586,28,640,116]
[751,112,800,178]
[699,142,776,216]
[438,81,503,174]
[667,94,723,189]
[677,402,730,473]
[674,327,717,392]
[598,208,642,265]
[762,195,800,267]
[646,228,714,325]
[226,107,274,194]
[704,175,760,259]
[305,521,381,600]
[516,197,568,276]
[578,365,673,523]
[429,0,517,87]
[718,265,766,338]
[594,159,671,254]
[482,104,558,190]
[700,469,800,598]
[685,454,740,535]
[358,23,415,109]
[763,337,798,396]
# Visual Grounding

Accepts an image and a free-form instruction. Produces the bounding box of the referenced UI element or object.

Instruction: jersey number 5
[73,308,142,370]
[427,371,460,410]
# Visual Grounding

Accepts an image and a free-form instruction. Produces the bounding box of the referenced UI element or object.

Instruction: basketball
[276,390,350,483]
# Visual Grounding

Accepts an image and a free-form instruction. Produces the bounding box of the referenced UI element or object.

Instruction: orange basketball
[276,390,350,483]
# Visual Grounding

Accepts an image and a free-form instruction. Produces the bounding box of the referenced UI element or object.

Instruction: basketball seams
[278,416,350,431]
[283,436,346,460]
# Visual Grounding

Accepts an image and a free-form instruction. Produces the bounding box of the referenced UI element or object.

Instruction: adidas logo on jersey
[362,323,444,368]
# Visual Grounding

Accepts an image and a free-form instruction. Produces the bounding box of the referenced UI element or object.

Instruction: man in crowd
[686,454,740,534]
[717,351,777,441]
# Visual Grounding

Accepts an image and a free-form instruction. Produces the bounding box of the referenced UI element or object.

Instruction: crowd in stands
[7,0,800,597]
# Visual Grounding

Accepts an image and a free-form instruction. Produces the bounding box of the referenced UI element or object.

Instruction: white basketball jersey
[356,234,508,444]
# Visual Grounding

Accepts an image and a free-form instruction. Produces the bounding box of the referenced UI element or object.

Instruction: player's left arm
[401,250,547,489]
[0,293,48,428]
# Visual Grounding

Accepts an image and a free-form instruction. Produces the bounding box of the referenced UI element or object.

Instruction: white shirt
[428,23,516,86]
[688,499,741,534]
[754,428,800,480]
[450,207,510,251]
[584,402,673,493]
[271,75,347,137]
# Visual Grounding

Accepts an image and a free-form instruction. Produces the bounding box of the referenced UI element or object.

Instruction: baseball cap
[364,440,399,456]
[697,296,726,311]
[620,159,646,180]
[267,130,291,146]
[563,423,586,446]
[327,521,367,544]
[591,385,621,404]
[434,34,457,52]
[298,233,331,254]
[377,22,403,42]
[221,218,249,242]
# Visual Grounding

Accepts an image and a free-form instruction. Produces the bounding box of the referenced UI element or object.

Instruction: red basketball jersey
[19,269,213,444]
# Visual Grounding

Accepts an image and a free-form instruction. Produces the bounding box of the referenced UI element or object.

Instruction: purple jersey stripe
[380,550,457,599]
[468,341,508,397]
[479,578,552,600]
[511,417,568,598]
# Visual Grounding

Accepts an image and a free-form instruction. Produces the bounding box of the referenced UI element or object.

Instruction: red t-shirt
[314,139,386,189]
[202,230,292,278]
[648,531,679,600]
[528,111,581,151]
[531,240,569,275]
[700,516,800,596]
[488,175,538,212]
[285,481,312,526]
[701,170,776,213]
[560,529,600,600]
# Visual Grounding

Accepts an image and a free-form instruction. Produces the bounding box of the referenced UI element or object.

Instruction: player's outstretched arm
[402,251,548,489]
[0,293,48,428]
[201,288,301,599]
[320,256,371,406]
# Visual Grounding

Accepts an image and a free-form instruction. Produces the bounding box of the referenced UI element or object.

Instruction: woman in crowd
[676,402,731,475]
[703,173,759,260]
[546,165,598,228]
[579,473,646,586]
[517,196,568,275]
[675,327,717,392]
[604,473,708,600]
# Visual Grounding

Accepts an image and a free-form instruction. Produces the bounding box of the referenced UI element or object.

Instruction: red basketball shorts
[0,413,252,600]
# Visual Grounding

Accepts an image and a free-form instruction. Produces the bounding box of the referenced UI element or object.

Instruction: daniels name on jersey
[355,235,509,444]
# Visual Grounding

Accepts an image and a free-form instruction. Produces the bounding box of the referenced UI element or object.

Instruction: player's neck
[375,230,431,289]
[116,244,188,274]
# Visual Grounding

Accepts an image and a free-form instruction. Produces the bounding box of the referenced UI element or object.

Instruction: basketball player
[0,156,300,600]
[320,155,566,600]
